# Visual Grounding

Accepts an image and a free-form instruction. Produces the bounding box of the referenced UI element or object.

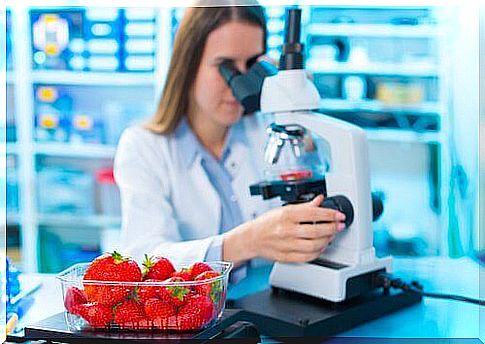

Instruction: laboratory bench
[5,256,484,343]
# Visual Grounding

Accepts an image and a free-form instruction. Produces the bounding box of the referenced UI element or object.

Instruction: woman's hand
[223,195,346,266]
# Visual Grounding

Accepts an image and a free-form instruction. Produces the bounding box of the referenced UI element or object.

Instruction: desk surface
[13,256,485,341]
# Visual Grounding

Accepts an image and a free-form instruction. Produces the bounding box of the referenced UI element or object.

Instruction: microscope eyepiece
[218,60,277,114]
[284,8,301,45]
[280,8,304,70]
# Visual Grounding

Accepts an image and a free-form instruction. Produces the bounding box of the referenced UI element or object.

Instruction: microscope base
[231,287,421,338]
[270,256,393,302]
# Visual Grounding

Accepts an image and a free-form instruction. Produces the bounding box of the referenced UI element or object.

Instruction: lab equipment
[95,168,121,216]
[6,258,41,320]
[34,86,72,143]
[31,8,158,72]
[37,167,95,215]
[219,60,277,115]
[70,113,105,144]
[342,75,367,101]
[31,10,83,70]
[123,9,156,72]
[256,8,391,302]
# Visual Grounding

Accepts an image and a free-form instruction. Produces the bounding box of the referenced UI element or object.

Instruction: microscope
[221,8,391,303]
[256,8,393,303]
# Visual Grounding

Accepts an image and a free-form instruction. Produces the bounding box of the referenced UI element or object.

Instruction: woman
[114,2,346,279]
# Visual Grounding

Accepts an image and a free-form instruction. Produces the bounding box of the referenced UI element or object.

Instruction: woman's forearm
[222,221,259,267]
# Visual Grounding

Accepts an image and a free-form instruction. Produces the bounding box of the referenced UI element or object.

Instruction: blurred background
[1,3,482,273]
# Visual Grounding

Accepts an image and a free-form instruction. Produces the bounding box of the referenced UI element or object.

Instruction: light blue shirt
[174,117,247,282]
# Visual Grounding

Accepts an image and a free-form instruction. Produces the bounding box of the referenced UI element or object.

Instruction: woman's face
[189,21,264,129]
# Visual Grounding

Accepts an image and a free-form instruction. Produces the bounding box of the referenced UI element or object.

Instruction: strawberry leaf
[169,286,190,301]
[111,251,128,264]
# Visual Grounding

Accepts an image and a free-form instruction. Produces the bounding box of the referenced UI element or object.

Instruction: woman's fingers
[278,235,337,263]
[295,222,344,239]
[287,205,346,224]
[291,237,334,254]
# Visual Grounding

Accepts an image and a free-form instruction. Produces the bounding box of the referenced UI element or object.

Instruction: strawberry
[83,251,142,306]
[188,262,213,279]
[154,315,178,330]
[143,297,176,322]
[113,299,147,330]
[64,286,87,316]
[176,294,215,330]
[193,270,222,302]
[171,269,192,281]
[158,277,191,307]
[142,255,175,281]
[75,302,113,328]
[137,279,162,304]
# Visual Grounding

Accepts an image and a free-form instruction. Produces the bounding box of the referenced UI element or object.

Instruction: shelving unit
[5,4,454,272]
[35,143,117,159]
[308,62,439,77]
[319,98,440,115]
[303,6,452,256]
[6,6,169,272]
[32,71,155,86]
[306,23,443,38]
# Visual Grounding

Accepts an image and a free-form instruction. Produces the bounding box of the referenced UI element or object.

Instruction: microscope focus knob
[321,193,384,228]
[321,195,354,228]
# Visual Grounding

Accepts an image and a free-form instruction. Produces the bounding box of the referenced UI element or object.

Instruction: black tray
[6,309,259,343]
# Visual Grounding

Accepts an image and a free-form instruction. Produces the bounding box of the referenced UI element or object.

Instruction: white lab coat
[114,114,277,265]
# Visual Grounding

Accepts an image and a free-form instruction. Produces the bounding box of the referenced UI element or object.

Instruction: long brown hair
[145,2,267,135]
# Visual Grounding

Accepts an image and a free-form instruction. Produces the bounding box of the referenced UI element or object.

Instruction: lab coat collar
[174,116,248,170]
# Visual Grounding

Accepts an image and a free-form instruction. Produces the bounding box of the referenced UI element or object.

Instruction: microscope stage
[231,286,422,338]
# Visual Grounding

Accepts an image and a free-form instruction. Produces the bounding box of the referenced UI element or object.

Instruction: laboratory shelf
[7,212,20,226]
[37,214,121,228]
[7,71,15,84]
[365,128,440,144]
[35,143,117,159]
[306,23,442,38]
[32,70,155,87]
[6,143,19,155]
[319,99,440,115]
[309,62,439,78]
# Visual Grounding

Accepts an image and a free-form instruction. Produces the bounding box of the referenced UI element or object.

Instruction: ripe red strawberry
[158,277,191,307]
[113,299,147,329]
[142,255,175,281]
[194,270,222,301]
[64,286,88,315]
[75,302,113,328]
[154,315,178,330]
[83,251,142,306]
[143,297,176,321]
[176,294,215,330]
[171,269,192,281]
[137,279,162,304]
[188,262,213,279]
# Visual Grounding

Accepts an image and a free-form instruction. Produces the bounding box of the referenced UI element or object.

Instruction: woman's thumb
[310,194,324,207]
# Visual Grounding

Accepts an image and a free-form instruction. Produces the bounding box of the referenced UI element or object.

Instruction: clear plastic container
[57,261,233,332]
